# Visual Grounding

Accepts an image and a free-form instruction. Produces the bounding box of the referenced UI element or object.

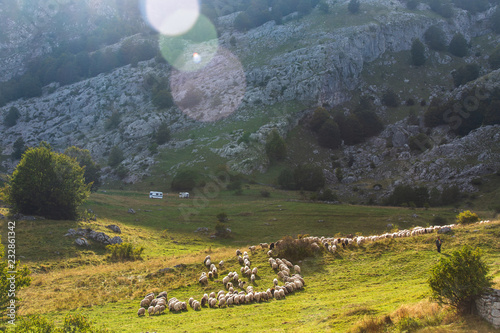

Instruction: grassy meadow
[1,186,500,332]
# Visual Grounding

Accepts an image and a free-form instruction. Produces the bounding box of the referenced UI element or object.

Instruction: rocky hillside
[0,0,499,196]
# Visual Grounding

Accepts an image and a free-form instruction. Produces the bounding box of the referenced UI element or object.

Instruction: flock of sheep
[137,220,493,317]
[137,245,304,316]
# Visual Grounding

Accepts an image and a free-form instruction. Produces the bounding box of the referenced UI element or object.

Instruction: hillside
[1,189,499,332]
[0,0,499,202]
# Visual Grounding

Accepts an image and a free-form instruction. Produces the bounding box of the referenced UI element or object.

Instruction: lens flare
[158,14,218,72]
[140,0,200,36]
[170,48,247,122]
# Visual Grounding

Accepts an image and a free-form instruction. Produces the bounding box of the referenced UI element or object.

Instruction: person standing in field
[436,236,442,253]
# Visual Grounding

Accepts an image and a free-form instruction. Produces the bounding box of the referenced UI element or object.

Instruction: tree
[317,119,341,149]
[424,25,447,52]
[309,107,330,132]
[3,107,21,127]
[171,169,198,191]
[108,146,124,168]
[265,129,287,163]
[0,239,31,319]
[104,111,121,130]
[452,64,480,87]
[348,0,360,14]
[10,137,26,160]
[155,122,171,145]
[293,164,325,191]
[64,146,102,192]
[456,210,479,224]
[448,33,468,57]
[152,89,174,109]
[381,89,400,107]
[278,168,295,190]
[428,245,493,314]
[6,143,91,220]
[411,39,426,66]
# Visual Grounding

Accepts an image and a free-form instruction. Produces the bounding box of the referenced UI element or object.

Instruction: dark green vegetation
[0,188,498,332]
[429,245,493,314]
[3,143,90,220]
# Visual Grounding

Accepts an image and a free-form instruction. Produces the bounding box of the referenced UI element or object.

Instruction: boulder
[75,238,89,247]
[64,229,77,237]
[109,236,123,245]
[106,224,121,234]
[438,227,452,234]
[128,208,136,214]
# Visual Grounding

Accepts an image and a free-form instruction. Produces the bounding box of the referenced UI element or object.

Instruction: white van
[149,191,163,199]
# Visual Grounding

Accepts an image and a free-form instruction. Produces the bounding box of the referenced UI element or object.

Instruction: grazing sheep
[227,295,234,306]
[249,245,257,252]
[208,271,213,279]
[148,306,154,315]
[219,260,224,267]
[150,299,158,307]
[209,292,216,299]
[251,274,256,283]
[238,256,244,265]
[270,242,275,250]
[273,278,279,286]
[154,304,161,315]
[260,243,269,249]
[236,249,242,256]
[140,298,150,308]
[188,297,194,308]
[293,265,301,275]
[208,297,217,308]
[267,250,273,257]
[192,300,201,311]
[201,294,208,307]
[181,302,187,311]
[199,272,208,285]
[138,308,146,316]
[218,296,226,308]
[157,291,167,299]
[252,267,258,275]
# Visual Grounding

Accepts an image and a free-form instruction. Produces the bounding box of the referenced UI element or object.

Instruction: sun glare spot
[140,0,200,36]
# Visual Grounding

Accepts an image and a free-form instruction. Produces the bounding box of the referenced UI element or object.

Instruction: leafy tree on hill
[154,122,171,145]
[11,137,26,160]
[171,169,198,191]
[108,146,125,168]
[452,64,480,87]
[293,164,325,191]
[429,245,492,314]
[348,0,360,13]
[64,146,102,192]
[3,107,20,128]
[4,142,91,220]
[317,119,341,149]
[265,129,287,164]
[381,89,400,107]
[310,107,330,132]
[411,38,426,66]
[448,33,468,57]
[424,25,447,52]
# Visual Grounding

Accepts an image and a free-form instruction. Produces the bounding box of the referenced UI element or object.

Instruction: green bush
[456,210,479,224]
[108,146,124,168]
[152,89,174,109]
[448,33,468,57]
[265,129,287,164]
[260,190,271,197]
[215,222,231,238]
[3,107,21,127]
[155,122,171,145]
[106,242,144,261]
[428,245,493,314]
[452,64,480,87]
[64,146,101,192]
[424,25,447,51]
[381,89,400,107]
[216,212,228,222]
[5,143,90,220]
[171,169,198,191]
[14,314,55,332]
[11,137,26,160]
[274,236,321,262]
[411,39,426,66]
[408,133,433,152]
[317,119,341,149]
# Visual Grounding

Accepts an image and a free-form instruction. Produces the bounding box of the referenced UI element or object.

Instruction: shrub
[171,169,198,191]
[409,133,433,152]
[424,25,447,52]
[265,129,287,163]
[452,64,480,87]
[274,236,320,261]
[411,39,426,66]
[108,146,124,167]
[155,122,171,145]
[448,33,468,57]
[215,222,231,238]
[11,137,26,160]
[381,89,400,107]
[152,89,174,109]
[278,168,295,190]
[3,107,21,127]
[260,189,270,197]
[293,164,325,191]
[15,315,55,332]
[5,143,90,220]
[104,111,121,130]
[348,0,360,14]
[106,242,144,261]
[216,212,228,222]
[310,107,330,132]
[317,188,338,202]
[428,245,493,314]
[456,210,479,224]
[64,146,101,192]
[318,119,341,149]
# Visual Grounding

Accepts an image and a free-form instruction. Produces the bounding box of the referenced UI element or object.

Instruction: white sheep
[148,306,154,315]
[252,267,258,275]
[138,308,146,316]
[219,260,224,267]
[251,274,256,283]
[273,278,279,286]
[293,265,301,275]
[218,296,226,308]
[192,300,201,311]
[201,294,208,307]
[236,249,242,256]
[140,298,150,308]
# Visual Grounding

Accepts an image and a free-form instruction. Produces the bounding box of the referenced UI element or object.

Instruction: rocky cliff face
[0,0,498,188]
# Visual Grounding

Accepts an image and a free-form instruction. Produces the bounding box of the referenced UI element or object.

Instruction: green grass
[1,189,499,332]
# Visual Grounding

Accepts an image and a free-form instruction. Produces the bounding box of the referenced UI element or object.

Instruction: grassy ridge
[2,190,499,332]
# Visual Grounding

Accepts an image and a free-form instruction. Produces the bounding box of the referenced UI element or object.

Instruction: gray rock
[194,227,209,233]
[75,238,89,247]
[438,227,452,234]
[106,224,121,234]
[65,229,77,237]
[128,208,136,214]
[109,236,123,245]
